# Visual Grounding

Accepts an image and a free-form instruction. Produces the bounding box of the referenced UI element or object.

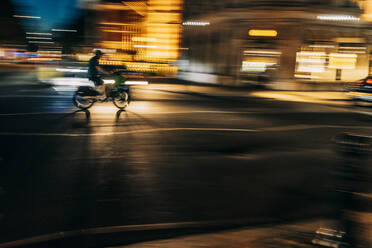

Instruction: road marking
[0,112,73,116]
[0,110,259,116]
[0,125,370,137]
[0,95,71,98]
[352,110,372,117]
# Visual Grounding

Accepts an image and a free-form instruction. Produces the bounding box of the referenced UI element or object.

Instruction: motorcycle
[73,82,130,110]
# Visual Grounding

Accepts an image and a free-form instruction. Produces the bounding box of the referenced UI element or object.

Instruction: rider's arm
[96,65,111,75]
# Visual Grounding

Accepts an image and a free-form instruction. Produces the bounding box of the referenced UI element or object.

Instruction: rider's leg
[105,83,115,97]
[96,85,105,96]
[93,77,105,96]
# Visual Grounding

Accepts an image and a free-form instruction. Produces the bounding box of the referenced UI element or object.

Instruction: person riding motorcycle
[87,50,111,99]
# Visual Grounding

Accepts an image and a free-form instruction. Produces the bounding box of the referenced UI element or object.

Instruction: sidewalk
[123,214,372,248]
[122,219,331,248]
[142,83,352,106]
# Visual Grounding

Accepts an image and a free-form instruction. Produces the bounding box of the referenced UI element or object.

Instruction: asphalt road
[1,84,372,246]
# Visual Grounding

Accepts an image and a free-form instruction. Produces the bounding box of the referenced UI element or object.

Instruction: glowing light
[125,81,148,85]
[339,47,367,50]
[294,74,320,79]
[13,15,41,19]
[14,52,39,58]
[102,30,136,33]
[308,45,335,48]
[296,52,326,56]
[132,37,157,42]
[249,29,277,37]
[182,21,210,26]
[328,53,357,69]
[26,37,52,40]
[100,22,136,26]
[45,77,93,87]
[97,4,130,10]
[103,80,115,84]
[93,48,116,53]
[134,45,158,48]
[297,66,325,73]
[56,68,88,73]
[244,50,281,55]
[241,61,276,72]
[26,32,52,36]
[28,41,54,44]
[297,58,325,63]
[52,29,77,32]
[317,15,360,21]
[329,53,357,58]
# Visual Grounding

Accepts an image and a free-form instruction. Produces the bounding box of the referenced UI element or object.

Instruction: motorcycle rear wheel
[113,92,129,110]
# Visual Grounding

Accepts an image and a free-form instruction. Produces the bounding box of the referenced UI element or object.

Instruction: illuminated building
[180,0,372,88]
[93,0,182,75]
[352,0,372,21]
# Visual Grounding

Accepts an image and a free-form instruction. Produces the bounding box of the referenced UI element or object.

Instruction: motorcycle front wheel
[112,92,129,110]
[73,93,95,109]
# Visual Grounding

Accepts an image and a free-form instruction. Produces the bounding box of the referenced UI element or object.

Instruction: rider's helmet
[95,49,104,57]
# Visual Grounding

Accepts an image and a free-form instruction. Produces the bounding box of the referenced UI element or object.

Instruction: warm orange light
[97,4,130,10]
[100,22,136,26]
[102,29,136,33]
[249,29,278,37]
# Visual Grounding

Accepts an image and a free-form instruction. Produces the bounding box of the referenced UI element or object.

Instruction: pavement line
[0,128,257,137]
[0,125,370,137]
[0,112,73,116]
[0,95,72,98]
[0,110,254,116]
[353,110,372,117]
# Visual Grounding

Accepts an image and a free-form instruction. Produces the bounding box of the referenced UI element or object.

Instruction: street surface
[1,80,372,247]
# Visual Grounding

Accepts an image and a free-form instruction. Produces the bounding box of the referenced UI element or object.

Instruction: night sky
[11,0,80,30]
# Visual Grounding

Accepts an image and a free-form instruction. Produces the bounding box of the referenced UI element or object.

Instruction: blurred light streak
[308,45,335,48]
[26,37,52,40]
[330,53,358,58]
[93,48,116,53]
[26,32,52,36]
[328,54,357,69]
[297,58,325,63]
[28,41,54,44]
[339,46,367,50]
[125,81,148,85]
[182,21,210,26]
[249,29,277,37]
[102,29,136,33]
[99,22,135,26]
[297,52,327,56]
[14,52,39,57]
[97,4,130,10]
[297,66,325,73]
[52,29,77,32]
[45,77,93,87]
[13,15,41,19]
[123,1,147,16]
[317,15,360,21]
[244,50,281,55]
[134,45,157,48]
[294,74,320,79]
[132,37,157,42]
[242,62,276,72]
[52,86,77,92]
[55,68,88,73]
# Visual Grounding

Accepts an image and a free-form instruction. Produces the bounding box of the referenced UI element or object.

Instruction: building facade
[179,0,371,88]
[84,0,183,76]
